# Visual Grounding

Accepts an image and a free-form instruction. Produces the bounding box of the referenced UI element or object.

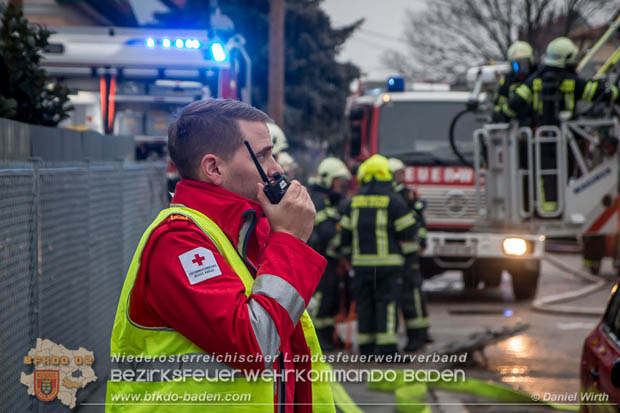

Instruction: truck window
[348,107,368,158]
[377,101,484,162]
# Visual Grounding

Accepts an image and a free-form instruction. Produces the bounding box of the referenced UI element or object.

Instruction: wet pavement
[336,252,617,412]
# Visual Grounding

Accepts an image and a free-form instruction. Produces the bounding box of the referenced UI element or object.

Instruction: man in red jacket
[126,99,331,412]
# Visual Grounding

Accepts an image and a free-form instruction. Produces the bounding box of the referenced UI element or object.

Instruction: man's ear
[199,154,223,185]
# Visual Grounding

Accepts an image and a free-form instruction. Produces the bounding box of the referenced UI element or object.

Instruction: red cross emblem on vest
[192,253,205,266]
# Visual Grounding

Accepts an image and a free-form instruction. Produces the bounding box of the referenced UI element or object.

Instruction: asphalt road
[336,252,618,412]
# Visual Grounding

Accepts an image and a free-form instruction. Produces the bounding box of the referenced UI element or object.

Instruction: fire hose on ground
[533,253,612,316]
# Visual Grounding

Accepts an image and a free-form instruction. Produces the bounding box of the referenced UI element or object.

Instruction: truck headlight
[503,238,528,256]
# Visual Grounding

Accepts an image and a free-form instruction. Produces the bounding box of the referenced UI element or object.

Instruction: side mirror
[611,358,620,388]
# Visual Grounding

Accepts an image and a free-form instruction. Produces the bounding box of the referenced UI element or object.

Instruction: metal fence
[0,160,167,412]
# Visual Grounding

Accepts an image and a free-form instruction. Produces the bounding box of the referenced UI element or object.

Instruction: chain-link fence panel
[0,162,37,412]
[0,160,166,413]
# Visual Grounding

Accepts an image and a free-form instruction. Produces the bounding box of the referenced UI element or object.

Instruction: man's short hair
[168,98,272,180]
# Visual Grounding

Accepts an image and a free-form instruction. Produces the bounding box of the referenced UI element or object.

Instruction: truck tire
[510,260,541,300]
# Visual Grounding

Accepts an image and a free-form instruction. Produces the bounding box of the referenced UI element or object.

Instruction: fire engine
[345,82,546,299]
[41,26,251,160]
[346,28,620,300]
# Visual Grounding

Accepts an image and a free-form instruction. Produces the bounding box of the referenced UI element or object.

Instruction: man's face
[394,170,405,184]
[331,177,348,194]
[219,120,284,202]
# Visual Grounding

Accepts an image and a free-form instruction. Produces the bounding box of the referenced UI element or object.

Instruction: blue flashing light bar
[138,37,206,52]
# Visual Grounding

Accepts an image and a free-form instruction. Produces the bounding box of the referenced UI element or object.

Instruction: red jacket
[129,179,326,413]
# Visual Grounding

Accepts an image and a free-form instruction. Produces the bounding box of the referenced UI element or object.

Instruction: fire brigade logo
[21,338,97,409]
[34,370,59,402]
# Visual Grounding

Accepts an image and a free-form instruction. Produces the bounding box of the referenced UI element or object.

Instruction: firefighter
[388,157,431,351]
[340,155,418,357]
[267,122,299,179]
[308,157,352,351]
[492,41,537,122]
[504,36,620,213]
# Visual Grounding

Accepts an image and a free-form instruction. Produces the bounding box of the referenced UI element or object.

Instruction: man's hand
[257,181,316,242]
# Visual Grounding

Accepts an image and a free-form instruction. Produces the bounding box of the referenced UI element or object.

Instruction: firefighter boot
[404,328,427,352]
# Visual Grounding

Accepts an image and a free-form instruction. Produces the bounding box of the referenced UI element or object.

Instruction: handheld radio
[244,140,290,204]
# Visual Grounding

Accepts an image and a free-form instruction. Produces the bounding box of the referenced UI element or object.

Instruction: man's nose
[267,158,285,178]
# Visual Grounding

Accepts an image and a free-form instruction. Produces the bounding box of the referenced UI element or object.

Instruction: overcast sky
[320,0,427,80]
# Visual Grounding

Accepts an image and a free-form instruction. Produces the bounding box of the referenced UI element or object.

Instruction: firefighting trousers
[398,261,430,342]
[353,267,400,356]
[311,259,341,346]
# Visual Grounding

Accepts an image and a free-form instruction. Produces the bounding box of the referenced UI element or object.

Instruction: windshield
[377,101,486,165]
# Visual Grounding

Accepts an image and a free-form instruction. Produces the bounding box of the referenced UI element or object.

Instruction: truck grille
[417,186,485,226]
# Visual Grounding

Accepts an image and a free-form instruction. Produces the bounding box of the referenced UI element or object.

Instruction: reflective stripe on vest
[106,206,335,412]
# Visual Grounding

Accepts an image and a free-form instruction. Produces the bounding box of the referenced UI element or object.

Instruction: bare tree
[384,0,619,82]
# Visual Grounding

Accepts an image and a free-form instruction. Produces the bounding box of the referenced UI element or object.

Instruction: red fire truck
[345,82,545,299]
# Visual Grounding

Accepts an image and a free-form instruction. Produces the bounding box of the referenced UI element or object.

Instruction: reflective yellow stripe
[561,79,576,111]
[352,254,404,267]
[612,85,619,101]
[340,215,352,230]
[406,289,430,329]
[515,83,532,103]
[341,246,352,255]
[401,241,419,254]
[358,333,376,345]
[312,317,335,328]
[502,103,517,117]
[582,82,593,101]
[376,209,388,256]
[376,301,397,344]
[315,209,328,225]
[351,208,360,260]
[532,79,541,114]
[418,227,427,238]
[351,195,390,208]
[394,212,416,232]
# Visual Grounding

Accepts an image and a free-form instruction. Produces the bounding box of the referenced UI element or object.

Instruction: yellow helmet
[358,154,392,183]
[544,37,578,69]
[317,157,351,188]
[507,41,533,62]
[267,122,288,155]
[388,157,405,173]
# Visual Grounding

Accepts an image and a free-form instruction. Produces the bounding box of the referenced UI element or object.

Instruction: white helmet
[276,151,297,174]
[267,122,288,155]
[507,41,534,62]
[388,157,405,173]
[544,37,579,69]
[317,157,351,188]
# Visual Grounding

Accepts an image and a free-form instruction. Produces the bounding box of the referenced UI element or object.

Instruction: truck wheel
[511,261,540,300]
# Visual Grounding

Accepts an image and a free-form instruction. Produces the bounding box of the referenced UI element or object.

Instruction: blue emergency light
[512,61,520,73]
[387,77,405,92]
[137,37,204,51]
[210,42,228,62]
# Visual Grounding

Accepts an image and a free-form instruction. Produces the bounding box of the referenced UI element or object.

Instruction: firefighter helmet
[358,154,392,183]
[276,151,297,174]
[267,122,288,155]
[544,37,578,69]
[507,41,533,62]
[317,157,351,189]
[388,157,405,173]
